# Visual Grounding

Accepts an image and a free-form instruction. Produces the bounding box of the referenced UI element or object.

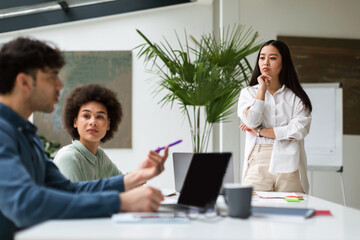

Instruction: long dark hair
[249,40,312,112]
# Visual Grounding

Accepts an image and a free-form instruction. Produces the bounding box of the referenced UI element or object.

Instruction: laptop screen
[177,152,231,210]
[173,152,234,193]
[173,152,193,192]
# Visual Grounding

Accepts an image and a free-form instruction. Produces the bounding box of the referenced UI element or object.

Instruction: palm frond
[136,25,263,152]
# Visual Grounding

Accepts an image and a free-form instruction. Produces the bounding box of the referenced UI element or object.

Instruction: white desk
[16,194,360,240]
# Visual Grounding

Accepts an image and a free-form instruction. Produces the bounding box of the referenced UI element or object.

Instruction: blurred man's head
[0,37,65,94]
[0,37,66,114]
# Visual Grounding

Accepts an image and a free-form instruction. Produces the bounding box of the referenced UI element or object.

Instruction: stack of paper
[253,191,305,204]
[251,206,315,219]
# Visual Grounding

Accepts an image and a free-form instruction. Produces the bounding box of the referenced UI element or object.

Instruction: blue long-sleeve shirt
[0,103,124,240]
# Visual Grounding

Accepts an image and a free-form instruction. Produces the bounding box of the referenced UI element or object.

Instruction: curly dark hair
[0,37,65,94]
[63,84,122,143]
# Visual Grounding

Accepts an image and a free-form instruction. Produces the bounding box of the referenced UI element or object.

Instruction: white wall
[0,1,213,189]
[233,0,360,210]
[212,0,243,183]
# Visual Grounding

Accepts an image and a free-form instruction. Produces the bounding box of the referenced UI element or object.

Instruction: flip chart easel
[302,83,345,205]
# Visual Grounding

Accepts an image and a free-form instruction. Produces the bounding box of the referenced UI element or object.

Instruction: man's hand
[124,147,169,190]
[119,185,164,212]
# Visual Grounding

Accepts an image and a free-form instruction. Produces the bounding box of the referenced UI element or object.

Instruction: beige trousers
[243,144,304,193]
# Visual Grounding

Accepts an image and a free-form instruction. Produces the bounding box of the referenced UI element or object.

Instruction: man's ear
[15,73,34,93]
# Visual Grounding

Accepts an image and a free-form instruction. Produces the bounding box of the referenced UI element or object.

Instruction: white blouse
[237,84,312,193]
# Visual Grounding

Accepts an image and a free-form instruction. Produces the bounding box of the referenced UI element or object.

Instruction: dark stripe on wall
[0,0,191,34]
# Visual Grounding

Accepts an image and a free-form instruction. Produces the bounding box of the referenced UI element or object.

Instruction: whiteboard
[302,83,343,171]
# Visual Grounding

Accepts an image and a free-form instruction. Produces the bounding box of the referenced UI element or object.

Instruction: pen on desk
[154,139,182,152]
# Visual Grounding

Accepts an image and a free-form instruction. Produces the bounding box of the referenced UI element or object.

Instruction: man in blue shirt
[0,37,168,240]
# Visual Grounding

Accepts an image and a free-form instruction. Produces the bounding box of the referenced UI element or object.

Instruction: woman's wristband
[257,127,262,137]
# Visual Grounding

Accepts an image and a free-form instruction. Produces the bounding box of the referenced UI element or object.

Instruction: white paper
[111,212,190,224]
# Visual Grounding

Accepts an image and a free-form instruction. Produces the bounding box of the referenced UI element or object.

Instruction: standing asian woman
[237,40,312,193]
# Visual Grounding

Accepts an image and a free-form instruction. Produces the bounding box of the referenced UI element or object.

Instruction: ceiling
[0,0,192,34]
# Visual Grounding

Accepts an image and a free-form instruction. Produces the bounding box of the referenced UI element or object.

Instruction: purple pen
[154,139,182,152]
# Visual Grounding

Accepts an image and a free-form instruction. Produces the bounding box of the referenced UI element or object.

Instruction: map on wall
[34,51,132,148]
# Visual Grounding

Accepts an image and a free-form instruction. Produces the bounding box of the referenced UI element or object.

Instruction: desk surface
[16,193,360,240]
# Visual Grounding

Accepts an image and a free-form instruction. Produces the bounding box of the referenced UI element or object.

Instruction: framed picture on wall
[34,51,132,148]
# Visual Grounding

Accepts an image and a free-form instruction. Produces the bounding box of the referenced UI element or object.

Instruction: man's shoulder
[0,115,12,127]
[0,116,16,138]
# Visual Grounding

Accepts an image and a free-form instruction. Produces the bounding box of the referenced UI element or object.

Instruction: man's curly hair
[63,84,122,143]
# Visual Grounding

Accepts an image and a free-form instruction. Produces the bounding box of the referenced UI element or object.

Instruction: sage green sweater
[54,140,122,182]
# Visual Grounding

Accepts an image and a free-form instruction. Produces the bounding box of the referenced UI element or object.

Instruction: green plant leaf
[39,135,61,160]
[136,25,263,152]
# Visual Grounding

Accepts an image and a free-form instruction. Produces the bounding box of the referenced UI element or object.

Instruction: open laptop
[159,152,232,213]
[172,152,234,194]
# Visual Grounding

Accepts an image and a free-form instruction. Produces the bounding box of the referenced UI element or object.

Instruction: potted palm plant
[136,25,262,152]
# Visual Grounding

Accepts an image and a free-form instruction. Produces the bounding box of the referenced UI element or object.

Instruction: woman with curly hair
[54,84,123,181]
[54,84,167,185]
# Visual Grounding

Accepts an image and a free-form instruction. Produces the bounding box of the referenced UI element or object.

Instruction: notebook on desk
[252,206,315,219]
[159,152,232,213]
[172,152,234,193]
